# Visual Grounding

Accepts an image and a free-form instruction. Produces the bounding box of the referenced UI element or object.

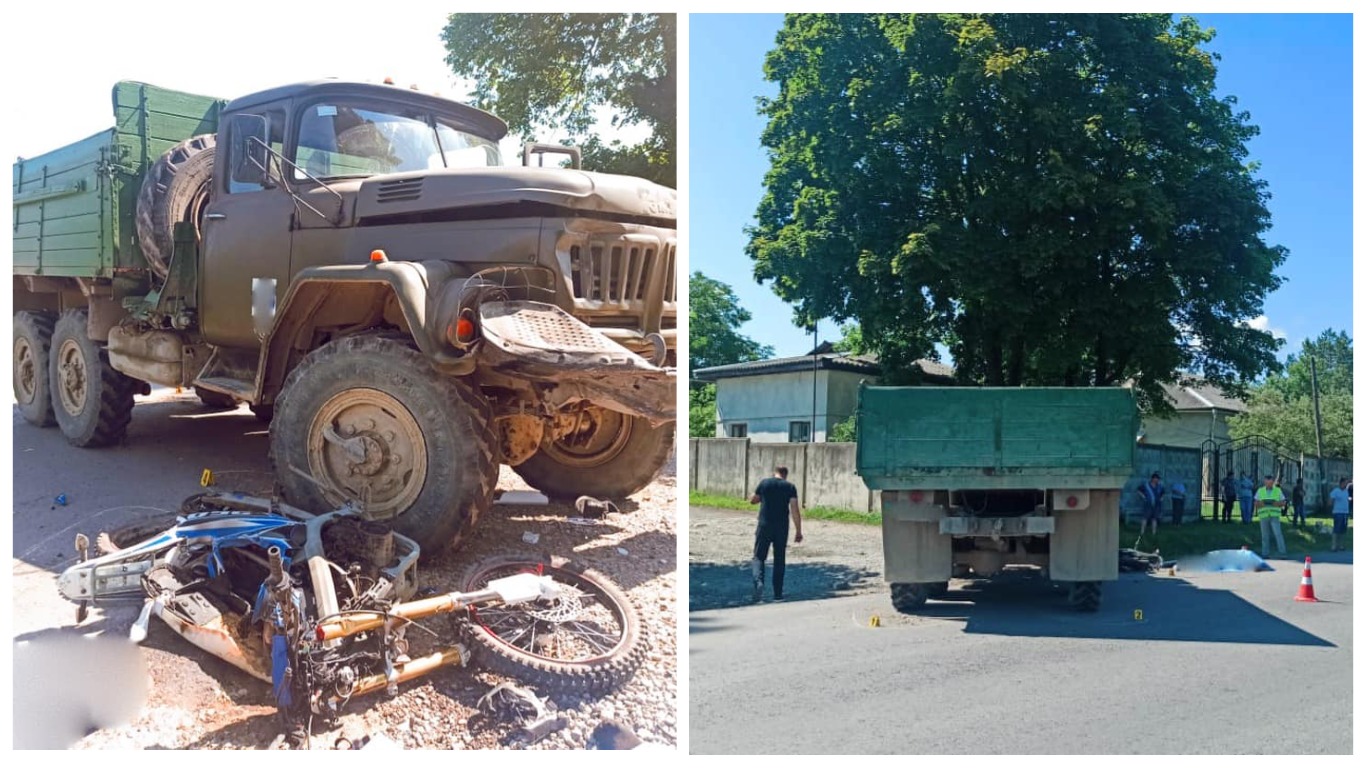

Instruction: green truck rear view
[856,386,1138,612]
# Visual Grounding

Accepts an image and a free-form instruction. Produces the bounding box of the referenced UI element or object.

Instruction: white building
[693,345,952,442]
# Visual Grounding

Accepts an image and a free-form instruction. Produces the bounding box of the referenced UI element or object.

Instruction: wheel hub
[308,389,427,520]
[541,405,633,468]
[56,339,88,415]
[14,337,36,405]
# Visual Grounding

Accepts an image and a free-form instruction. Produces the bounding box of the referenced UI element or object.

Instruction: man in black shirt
[748,466,804,602]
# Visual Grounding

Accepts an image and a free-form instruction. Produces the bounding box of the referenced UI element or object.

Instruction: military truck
[855,386,1137,611]
[12,81,677,551]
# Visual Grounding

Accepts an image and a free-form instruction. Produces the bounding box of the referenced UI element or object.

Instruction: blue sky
[688,13,1354,362]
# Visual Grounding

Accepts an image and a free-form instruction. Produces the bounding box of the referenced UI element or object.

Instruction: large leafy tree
[689,272,773,437]
[747,14,1286,406]
[442,13,675,186]
[1229,330,1352,457]
[689,272,774,372]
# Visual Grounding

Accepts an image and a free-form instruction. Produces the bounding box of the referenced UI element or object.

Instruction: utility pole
[811,319,818,443]
[1310,356,1328,510]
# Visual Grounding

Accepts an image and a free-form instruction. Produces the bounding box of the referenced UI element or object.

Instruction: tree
[1229,330,1352,457]
[442,13,675,186]
[747,14,1286,408]
[689,272,774,373]
[690,384,718,438]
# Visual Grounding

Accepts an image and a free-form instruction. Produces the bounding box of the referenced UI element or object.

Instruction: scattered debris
[617,547,630,556]
[565,517,600,526]
[53,494,69,507]
[522,531,541,545]
[1119,547,1163,573]
[575,495,619,518]
[477,681,548,722]
[497,490,550,505]
[587,718,668,750]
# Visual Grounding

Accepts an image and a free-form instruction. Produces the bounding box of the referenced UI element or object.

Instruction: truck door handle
[205,213,226,220]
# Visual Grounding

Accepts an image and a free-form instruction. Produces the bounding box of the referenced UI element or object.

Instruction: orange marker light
[370,249,387,263]
[455,315,476,343]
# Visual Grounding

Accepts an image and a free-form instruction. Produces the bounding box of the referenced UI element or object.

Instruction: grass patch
[1127,515,1350,560]
[689,491,880,526]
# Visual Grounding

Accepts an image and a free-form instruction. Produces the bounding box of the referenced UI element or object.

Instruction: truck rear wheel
[49,310,136,447]
[14,311,57,427]
[136,135,215,280]
[1067,581,1102,612]
[270,334,497,553]
[512,406,673,500]
[891,582,934,612]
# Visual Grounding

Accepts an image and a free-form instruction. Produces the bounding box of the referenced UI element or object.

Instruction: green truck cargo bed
[12,82,223,279]
[856,386,1138,491]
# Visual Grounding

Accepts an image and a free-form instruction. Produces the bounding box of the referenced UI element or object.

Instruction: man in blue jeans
[1238,472,1255,524]
[748,466,804,601]
[1138,473,1165,537]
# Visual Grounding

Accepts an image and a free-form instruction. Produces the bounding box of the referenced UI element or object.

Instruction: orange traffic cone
[1294,557,1319,602]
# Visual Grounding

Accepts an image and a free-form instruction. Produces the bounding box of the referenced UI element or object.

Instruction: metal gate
[1201,435,1303,514]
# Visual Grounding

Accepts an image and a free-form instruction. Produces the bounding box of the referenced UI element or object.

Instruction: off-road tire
[1067,581,1102,613]
[195,386,240,410]
[136,135,215,280]
[269,334,496,553]
[14,311,57,427]
[457,555,645,695]
[513,416,674,500]
[891,582,933,612]
[49,310,136,447]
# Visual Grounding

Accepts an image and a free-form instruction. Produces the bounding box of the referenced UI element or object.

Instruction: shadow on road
[909,572,1336,647]
[689,560,878,612]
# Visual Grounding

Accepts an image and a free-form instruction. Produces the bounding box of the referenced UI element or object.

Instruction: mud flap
[477,300,675,424]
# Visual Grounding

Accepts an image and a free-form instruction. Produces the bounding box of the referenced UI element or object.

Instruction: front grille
[376,178,424,203]
[568,237,664,305]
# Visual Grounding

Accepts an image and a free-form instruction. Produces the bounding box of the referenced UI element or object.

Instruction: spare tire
[136,135,216,280]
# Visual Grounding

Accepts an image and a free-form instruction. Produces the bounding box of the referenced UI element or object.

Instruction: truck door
[198,108,294,349]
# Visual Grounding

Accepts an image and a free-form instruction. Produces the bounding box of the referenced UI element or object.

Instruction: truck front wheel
[270,334,497,553]
[14,311,57,427]
[48,310,136,447]
[512,406,673,500]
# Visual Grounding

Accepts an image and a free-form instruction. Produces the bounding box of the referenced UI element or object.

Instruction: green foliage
[442,13,675,186]
[747,14,1286,408]
[831,323,867,355]
[829,414,857,442]
[690,384,718,438]
[1229,330,1353,457]
[689,272,775,373]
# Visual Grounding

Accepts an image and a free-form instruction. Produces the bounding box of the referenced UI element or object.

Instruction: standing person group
[1255,474,1287,557]
[1329,477,1351,552]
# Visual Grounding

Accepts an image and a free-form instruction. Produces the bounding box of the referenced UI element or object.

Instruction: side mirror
[230,114,271,187]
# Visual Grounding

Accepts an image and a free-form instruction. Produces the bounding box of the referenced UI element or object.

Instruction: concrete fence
[689,439,878,513]
[691,438,1353,520]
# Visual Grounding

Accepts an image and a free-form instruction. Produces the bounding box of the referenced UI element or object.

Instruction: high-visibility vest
[1254,486,1285,520]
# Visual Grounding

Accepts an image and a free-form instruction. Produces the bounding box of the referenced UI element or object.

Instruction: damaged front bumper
[476,300,676,424]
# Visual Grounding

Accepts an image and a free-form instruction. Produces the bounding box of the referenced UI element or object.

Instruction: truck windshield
[294,101,501,179]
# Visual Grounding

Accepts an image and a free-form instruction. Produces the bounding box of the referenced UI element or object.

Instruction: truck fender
[256,261,474,401]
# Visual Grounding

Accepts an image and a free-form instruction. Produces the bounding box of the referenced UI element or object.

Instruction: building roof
[692,351,882,380]
[1161,379,1248,413]
[694,348,952,383]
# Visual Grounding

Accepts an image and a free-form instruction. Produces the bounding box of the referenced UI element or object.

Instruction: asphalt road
[690,515,1353,754]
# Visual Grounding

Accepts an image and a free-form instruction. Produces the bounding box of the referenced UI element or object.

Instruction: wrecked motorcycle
[57,491,644,741]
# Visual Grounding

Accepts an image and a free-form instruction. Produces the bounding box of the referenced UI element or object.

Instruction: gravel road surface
[12,390,677,750]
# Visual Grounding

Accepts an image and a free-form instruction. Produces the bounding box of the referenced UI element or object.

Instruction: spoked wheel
[458,555,645,695]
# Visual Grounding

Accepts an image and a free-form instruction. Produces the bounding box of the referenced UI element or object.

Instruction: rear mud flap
[477,300,675,424]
